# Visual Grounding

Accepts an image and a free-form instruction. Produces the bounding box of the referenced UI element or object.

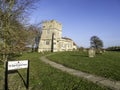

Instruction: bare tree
[0,0,40,61]
[27,25,41,52]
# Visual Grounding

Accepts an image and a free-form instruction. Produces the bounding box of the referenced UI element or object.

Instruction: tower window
[43,26,45,28]
[46,40,50,45]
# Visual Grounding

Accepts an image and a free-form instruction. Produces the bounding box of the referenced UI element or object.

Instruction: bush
[106,46,120,51]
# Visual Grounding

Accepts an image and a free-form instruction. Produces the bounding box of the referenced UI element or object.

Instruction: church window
[46,40,50,45]
[43,26,45,28]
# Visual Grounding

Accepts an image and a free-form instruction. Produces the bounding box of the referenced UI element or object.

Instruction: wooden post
[5,61,8,90]
[26,60,29,90]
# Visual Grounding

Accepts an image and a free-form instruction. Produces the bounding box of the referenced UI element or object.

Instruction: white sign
[8,60,28,71]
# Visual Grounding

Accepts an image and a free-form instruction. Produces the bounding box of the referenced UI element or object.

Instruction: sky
[29,0,120,48]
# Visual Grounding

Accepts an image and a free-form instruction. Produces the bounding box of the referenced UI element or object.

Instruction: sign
[5,60,29,90]
[8,60,28,70]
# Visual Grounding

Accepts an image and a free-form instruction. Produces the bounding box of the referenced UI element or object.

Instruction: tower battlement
[42,20,62,31]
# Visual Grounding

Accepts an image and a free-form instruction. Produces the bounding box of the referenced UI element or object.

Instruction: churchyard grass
[47,51,120,81]
[0,52,110,90]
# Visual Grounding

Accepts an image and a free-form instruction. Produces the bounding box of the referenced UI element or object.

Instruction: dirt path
[40,55,120,90]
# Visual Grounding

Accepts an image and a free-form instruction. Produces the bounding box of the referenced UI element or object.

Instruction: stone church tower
[38,20,62,52]
[38,20,77,52]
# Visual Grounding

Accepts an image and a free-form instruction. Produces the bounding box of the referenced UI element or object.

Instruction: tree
[0,0,40,61]
[27,25,41,52]
[90,36,103,53]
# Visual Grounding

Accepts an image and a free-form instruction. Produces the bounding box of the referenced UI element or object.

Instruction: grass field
[47,51,120,81]
[0,52,110,90]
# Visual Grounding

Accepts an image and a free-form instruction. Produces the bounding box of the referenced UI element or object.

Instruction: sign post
[26,60,29,90]
[5,61,8,90]
[5,60,29,90]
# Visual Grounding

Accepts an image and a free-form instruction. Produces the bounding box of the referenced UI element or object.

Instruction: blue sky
[29,0,120,48]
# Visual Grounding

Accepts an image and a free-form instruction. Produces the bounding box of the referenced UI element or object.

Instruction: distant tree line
[78,36,104,53]
[106,46,120,51]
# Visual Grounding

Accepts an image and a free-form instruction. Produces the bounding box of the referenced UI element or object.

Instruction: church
[38,20,77,52]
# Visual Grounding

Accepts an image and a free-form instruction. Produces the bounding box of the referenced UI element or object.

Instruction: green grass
[0,52,110,90]
[18,52,110,90]
[47,51,120,81]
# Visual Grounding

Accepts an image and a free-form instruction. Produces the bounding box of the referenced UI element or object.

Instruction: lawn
[0,52,110,90]
[47,51,120,81]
